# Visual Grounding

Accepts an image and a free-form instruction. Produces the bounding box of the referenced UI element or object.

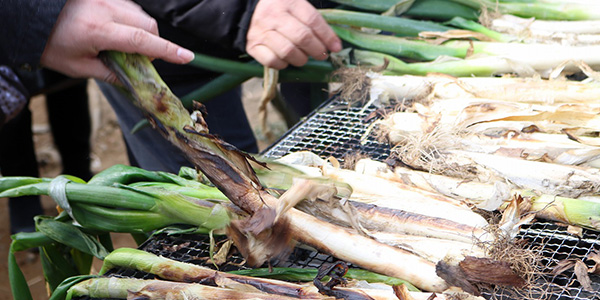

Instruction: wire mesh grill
[104,96,600,300]
[263,96,600,299]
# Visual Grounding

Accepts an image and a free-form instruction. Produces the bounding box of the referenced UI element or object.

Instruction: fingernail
[331,40,342,53]
[177,48,194,62]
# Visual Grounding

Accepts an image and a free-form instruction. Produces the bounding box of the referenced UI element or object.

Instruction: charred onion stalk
[66,277,306,300]
[90,248,485,300]
[100,51,452,292]
[99,248,325,299]
[67,277,480,300]
[97,248,431,300]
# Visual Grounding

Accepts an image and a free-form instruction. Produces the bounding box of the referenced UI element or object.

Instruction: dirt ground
[0,79,286,300]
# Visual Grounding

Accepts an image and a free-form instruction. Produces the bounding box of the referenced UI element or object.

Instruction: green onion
[445,17,511,42]
[229,267,420,291]
[0,177,231,234]
[351,49,521,77]
[188,52,333,82]
[49,275,97,300]
[328,0,407,12]
[448,0,600,20]
[404,0,479,21]
[180,73,252,108]
[320,9,453,36]
[87,164,168,186]
[334,25,600,75]
[332,25,469,61]
[67,277,307,300]
[9,231,53,300]
[525,192,600,231]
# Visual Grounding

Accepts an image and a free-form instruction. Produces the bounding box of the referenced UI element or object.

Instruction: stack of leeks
[61,248,485,300]
[0,52,537,300]
[363,72,600,232]
[93,52,534,295]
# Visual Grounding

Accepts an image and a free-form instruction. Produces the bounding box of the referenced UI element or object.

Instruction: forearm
[0,0,67,69]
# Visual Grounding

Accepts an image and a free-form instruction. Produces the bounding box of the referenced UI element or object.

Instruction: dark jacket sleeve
[0,0,67,70]
[135,0,259,53]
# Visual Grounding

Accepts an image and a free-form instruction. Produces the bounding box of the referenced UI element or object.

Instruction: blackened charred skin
[154,87,168,112]
[193,101,208,116]
[182,126,269,170]
[227,277,308,298]
[196,151,247,187]
[315,261,348,289]
[145,114,168,136]
[459,256,526,288]
[196,276,218,286]
[127,291,151,300]
[436,260,480,296]
[227,208,294,267]
[99,51,134,94]
[314,262,374,300]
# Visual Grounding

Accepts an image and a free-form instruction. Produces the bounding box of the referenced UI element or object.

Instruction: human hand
[40,0,195,83]
[246,0,342,70]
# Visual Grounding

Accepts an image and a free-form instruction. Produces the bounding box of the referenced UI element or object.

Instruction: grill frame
[262,96,600,299]
[105,96,600,300]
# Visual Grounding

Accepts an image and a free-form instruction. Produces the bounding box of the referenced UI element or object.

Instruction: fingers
[262,30,309,67]
[247,0,342,68]
[59,57,120,84]
[97,22,195,65]
[276,20,328,61]
[108,0,160,36]
[247,45,289,70]
[290,0,342,53]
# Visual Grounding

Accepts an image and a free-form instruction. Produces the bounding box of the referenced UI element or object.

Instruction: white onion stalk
[356,158,600,231]
[320,165,490,229]
[298,196,490,243]
[370,232,486,263]
[461,134,600,166]
[387,145,600,197]
[282,206,450,291]
[271,160,492,243]
[377,111,600,166]
[490,14,600,45]
[354,158,511,211]
[368,73,600,108]
[411,98,600,133]
[436,101,600,133]
[276,152,490,229]
[446,150,600,198]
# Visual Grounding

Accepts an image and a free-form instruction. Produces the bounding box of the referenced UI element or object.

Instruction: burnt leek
[101,51,452,292]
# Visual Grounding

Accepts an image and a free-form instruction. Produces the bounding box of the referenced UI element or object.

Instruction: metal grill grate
[262,98,391,163]
[263,96,600,299]
[103,96,600,300]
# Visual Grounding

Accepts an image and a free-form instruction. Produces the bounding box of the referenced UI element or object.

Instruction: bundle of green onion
[2,166,234,300]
